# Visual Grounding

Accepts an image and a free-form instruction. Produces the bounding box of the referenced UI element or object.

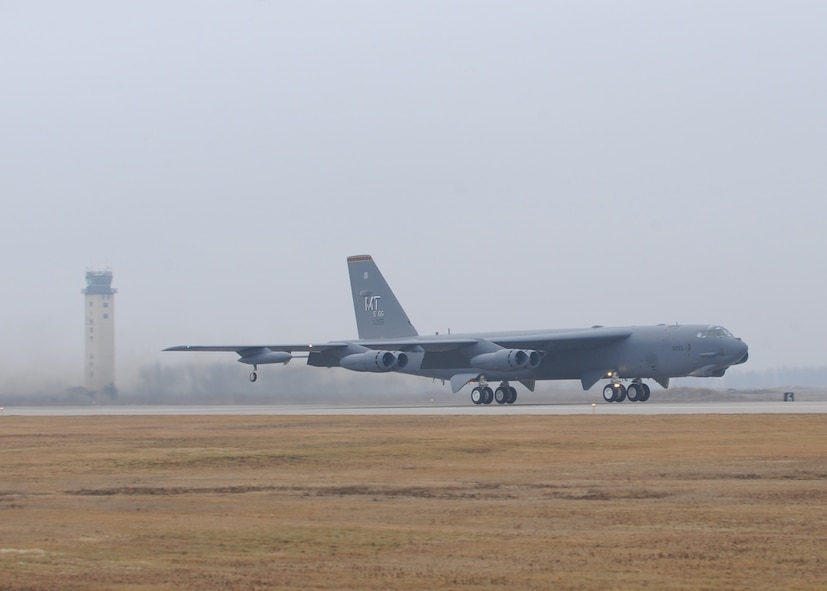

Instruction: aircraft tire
[507,387,517,404]
[482,387,494,404]
[627,383,640,402]
[471,387,483,405]
[640,383,651,402]
[614,385,627,403]
[494,387,508,404]
[602,385,615,403]
[249,372,258,383]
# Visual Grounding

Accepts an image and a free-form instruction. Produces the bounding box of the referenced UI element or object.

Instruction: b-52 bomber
[165,255,749,404]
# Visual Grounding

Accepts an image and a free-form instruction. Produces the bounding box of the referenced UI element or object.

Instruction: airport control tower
[82,270,117,396]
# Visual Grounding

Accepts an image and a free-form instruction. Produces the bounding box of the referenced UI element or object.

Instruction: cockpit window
[696,325,733,339]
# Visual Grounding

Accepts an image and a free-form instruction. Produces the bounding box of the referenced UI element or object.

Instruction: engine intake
[340,350,409,372]
[470,349,541,372]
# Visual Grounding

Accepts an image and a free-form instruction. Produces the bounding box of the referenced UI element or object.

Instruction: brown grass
[1,414,825,590]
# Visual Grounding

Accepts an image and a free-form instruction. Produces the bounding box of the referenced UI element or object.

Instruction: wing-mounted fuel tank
[470,349,541,372]
[237,348,293,366]
[340,350,409,372]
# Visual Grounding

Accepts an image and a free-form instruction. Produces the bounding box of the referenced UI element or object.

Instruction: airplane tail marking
[347,255,418,339]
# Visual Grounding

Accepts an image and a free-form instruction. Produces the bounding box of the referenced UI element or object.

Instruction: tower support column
[82,270,117,397]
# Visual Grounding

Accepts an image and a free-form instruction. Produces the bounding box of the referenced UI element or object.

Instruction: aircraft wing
[488,327,633,350]
[163,343,347,353]
[351,338,478,352]
[163,343,350,368]
[353,327,632,352]
[164,328,631,367]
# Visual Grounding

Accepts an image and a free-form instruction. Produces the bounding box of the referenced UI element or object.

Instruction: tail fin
[347,255,418,339]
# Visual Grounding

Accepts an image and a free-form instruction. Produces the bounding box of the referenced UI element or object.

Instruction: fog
[1,2,826,401]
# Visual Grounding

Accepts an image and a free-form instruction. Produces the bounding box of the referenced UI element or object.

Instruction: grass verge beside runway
[1,415,825,590]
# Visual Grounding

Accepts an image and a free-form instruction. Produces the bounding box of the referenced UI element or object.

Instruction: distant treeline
[719,365,827,389]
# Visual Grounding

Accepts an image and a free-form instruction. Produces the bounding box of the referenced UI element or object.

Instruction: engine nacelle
[238,349,293,365]
[470,349,541,372]
[340,350,409,372]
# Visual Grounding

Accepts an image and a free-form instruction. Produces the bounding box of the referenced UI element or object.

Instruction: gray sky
[2,1,825,390]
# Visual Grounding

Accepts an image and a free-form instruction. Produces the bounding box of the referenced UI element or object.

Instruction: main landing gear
[602,378,650,403]
[471,380,517,405]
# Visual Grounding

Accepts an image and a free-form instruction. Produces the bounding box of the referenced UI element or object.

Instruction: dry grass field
[1,414,825,590]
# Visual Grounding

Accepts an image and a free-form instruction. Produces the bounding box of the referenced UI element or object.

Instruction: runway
[3,400,827,416]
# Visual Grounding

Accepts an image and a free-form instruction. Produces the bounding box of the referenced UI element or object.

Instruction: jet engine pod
[470,349,540,372]
[340,350,406,372]
[525,349,541,369]
[395,352,409,369]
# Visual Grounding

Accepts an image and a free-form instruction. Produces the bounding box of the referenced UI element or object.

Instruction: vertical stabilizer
[347,255,418,339]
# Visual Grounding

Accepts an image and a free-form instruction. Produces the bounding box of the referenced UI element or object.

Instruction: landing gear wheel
[603,384,627,402]
[249,372,258,383]
[471,387,483,405]
[482,387,494,405]
[627,383,641,402]
[640,383,651,402]
[495,387,508,404]
[507,387,517,404]
[602,385,615,403]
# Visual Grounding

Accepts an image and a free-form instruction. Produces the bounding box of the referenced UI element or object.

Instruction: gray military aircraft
[165,255,749,404]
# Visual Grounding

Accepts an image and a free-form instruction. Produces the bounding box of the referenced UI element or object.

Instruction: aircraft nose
[732,339,749,365]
